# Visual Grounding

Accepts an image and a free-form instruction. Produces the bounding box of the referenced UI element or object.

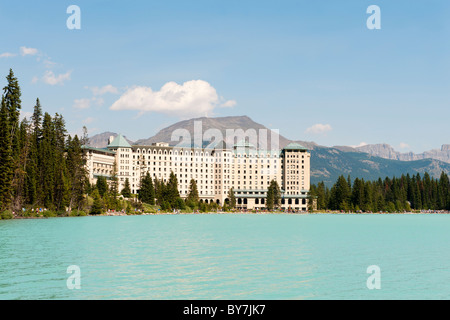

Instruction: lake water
[0,214,449,300]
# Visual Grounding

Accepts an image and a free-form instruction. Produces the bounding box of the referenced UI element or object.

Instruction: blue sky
[0,0,449,153]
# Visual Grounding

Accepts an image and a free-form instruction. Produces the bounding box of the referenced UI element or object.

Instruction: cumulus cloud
[305,123,332,135]
[20,46,38,56]
[0,52,16,58]
[42,70,72,85]
[110,80,236,118]
[73,98,91,109]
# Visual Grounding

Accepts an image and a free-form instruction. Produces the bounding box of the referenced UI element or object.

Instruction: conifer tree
[121,178,132,198]
[139,172,155,205]
[227,187,236,208]
[0,97,13,210]
[2,69,21,157]
[266,179,281,211]
[187,178,199,206]
[96,176,108,198]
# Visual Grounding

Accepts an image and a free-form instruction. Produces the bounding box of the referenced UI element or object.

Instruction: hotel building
[84,134,311,211]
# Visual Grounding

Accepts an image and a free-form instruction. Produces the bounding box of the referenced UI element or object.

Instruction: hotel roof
[284,142,308,151]
[107,134,132,149]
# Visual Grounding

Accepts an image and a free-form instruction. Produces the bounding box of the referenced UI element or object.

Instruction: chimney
[108,135,115,145]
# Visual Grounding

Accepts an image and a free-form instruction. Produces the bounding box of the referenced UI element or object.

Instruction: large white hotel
[84,134,311,211]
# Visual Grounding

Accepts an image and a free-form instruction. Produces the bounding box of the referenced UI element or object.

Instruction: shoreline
[4,210,450,220]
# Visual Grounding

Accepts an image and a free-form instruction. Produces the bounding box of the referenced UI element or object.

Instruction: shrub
[69,210,87,217]
[43,210,57,218]
[1,210,14,220]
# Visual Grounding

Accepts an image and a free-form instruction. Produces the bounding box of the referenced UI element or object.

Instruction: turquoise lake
[0,214,449,300]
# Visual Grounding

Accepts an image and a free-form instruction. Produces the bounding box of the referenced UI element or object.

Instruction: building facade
[84,134,311,211]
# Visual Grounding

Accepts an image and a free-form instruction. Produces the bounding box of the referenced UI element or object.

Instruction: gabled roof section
[284,142,308,151]
[107,134,132,149]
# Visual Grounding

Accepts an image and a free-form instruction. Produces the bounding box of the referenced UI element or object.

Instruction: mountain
[134,115,317,149]
[311,146,450,186]
[356,143,450,164]
[87,115,450,186]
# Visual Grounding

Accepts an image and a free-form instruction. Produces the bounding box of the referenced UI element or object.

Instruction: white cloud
[43,59,58,68]
[20,46,38,56]
[351,142,368,148]
[73,98,91,109]
[92,97,104,106]
[88,85,119,96]
[19,111,33,121]
[0,52,16,58]
[42,70,71,85]
[221,99,237,108]
[399,142,410,150]
[83,117,94,124]
[110,80,235,118]
[305,123,332,135]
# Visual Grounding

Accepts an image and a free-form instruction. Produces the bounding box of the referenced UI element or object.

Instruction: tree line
[310,172,450,212]
[0,69,88,217]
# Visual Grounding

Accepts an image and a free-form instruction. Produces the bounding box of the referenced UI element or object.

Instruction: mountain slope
[311,146,450,186]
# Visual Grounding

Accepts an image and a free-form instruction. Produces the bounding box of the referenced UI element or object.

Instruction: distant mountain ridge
[355,143,450,164]
[86,115,450,186]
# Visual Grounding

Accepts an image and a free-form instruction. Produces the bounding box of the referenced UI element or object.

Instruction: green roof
[82,145,116,154]
[284,142,308,151]
[233,140,256,149]
[107,134,132,148]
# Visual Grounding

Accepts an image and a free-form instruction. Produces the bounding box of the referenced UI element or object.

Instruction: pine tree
[121,178,132,198]
[0,97,14,210]
[2,69,21,158]
[66,135,87,211]
[90,188,104,215]
[52,113,69,211]
[139,172,155,205]
[12,118,31,210]
[227,187,236,208]
[167,171,181,208]
[96,176,108,198]
[187,178,199,206]
[266,179,281,211]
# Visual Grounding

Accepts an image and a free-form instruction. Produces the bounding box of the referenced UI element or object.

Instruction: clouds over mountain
[110,80,236,118]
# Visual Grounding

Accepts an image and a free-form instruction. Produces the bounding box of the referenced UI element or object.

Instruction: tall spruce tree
[139,172,155,205]
[121,178,132,198]
[187,178,199,206]
[0,97,13,210]
[266,179,281,211]
[227,187,236,208]
[2,69,21,158]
